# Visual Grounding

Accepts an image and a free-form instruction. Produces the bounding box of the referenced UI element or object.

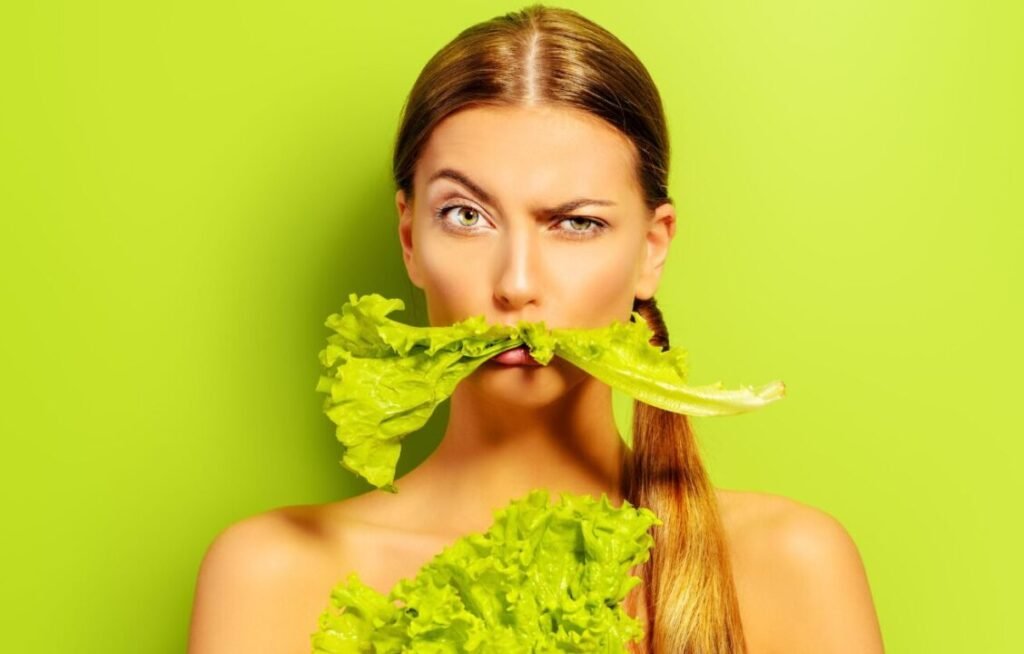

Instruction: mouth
[488,345,543,367]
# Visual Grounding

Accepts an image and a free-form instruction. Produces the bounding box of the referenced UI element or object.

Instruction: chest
[313,519,782,654]
[321,525,460,597]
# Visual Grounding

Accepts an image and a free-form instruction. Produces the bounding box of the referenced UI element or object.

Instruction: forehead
[415,104,641,200]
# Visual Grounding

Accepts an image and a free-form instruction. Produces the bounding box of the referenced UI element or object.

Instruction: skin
[187,104,886,654]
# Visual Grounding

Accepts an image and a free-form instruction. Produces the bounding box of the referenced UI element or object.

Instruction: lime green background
[2,1,1020,651]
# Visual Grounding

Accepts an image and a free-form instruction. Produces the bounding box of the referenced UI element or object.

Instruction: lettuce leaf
[310,489,661,653]
[316,293,785,491]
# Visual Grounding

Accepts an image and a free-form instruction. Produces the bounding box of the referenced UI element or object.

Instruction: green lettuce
[316,293,785,491]
[310,489,661,653]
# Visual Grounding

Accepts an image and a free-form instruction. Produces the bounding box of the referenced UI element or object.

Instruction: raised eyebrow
[427,167,617,216]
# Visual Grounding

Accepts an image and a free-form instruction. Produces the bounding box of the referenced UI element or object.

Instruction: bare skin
[188,486,882,654]
[187,105,885,654]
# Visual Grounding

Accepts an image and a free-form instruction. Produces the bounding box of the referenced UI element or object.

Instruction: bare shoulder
[187,504,345,654]
[195,505,339,580]
[716,488,886,654]
[717,488,865,576]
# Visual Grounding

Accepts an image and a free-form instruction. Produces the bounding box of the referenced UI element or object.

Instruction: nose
[493,225,542,313]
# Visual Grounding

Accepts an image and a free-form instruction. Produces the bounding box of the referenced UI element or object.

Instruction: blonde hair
[391,5,746,652]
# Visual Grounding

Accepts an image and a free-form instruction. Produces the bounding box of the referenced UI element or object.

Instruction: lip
[489,345,543,367]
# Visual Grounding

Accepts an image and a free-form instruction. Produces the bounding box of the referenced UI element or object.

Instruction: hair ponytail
[623,297,748,653]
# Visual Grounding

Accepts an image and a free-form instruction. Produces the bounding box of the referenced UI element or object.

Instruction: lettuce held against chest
[311,489,661,654]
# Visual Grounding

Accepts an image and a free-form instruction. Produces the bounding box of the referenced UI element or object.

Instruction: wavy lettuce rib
[316,293,785,490]
[310,489,661,654]
[549,318,786,418]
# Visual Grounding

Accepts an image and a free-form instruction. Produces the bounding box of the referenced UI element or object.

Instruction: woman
[188,5,884,653]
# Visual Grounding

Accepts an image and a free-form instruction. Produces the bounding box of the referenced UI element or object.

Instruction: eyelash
[433,203,608,240]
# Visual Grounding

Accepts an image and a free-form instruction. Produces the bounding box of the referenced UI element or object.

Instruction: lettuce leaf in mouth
[316,293,785,491]
[310,489,661,653]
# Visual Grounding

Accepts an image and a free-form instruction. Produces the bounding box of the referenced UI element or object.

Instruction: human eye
[553,215,608,240]
[433,203,492,234]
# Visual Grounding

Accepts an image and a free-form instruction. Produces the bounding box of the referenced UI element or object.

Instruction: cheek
[545,239,642,325]
[412,224,494,324]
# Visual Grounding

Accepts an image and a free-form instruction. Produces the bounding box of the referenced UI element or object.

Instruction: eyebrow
[427,167,617,214]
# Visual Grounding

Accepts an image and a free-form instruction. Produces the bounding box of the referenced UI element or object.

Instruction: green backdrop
[2,1,1020,651]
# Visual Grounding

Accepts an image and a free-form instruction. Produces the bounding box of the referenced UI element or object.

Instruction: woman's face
[396,104,675,407]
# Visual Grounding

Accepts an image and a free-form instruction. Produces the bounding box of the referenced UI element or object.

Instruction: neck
[391,373,626,535]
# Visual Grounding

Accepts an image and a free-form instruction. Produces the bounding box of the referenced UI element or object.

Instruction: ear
[396,188,424,289]
[635,202,677,300]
